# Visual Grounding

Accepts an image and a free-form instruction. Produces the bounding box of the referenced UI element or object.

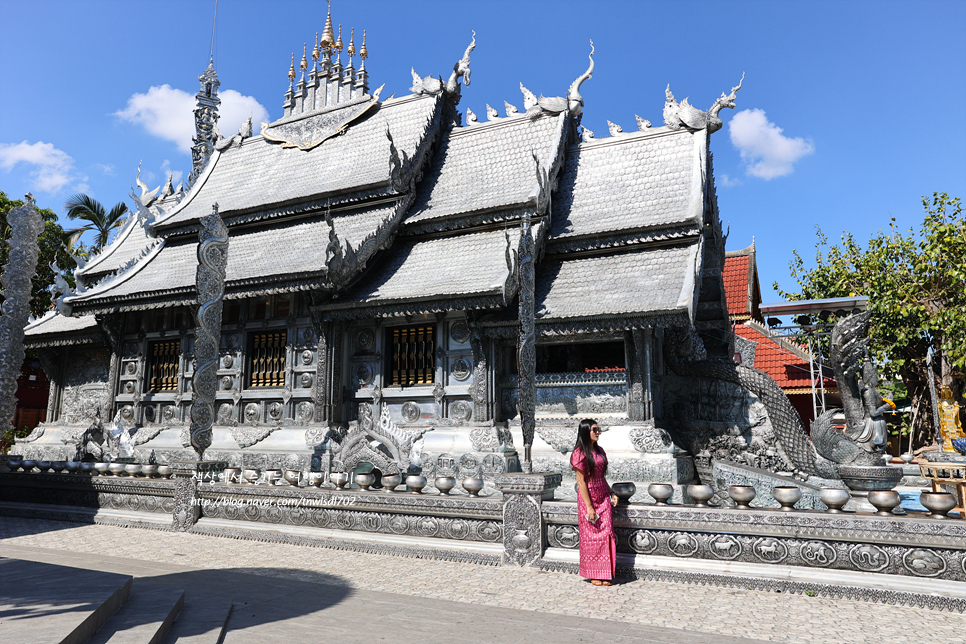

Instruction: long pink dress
[571,447,616,581]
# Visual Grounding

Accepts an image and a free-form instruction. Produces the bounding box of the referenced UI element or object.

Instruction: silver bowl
[434,476,456,495]
[157,465,173,479]
[609,482,635,505]
[36,460,52,472]
[355,472,375,491]
[920,491,957,519]
[462,476,484,497]
[140,464,158,478]
[124,464,142,477]
[819,487,851,513]
[264,469,283,485]
[647,483,673,505]
[284,470,302,486]
[307,472,324,487]
[406,475,427,494]
[65,461,81,474]
[899,453,915,464]
[242,468,261,484]
[108,463,127,476]
[79,462,95,475]
[222,467,241,483]
[772,486,802,511]
[51,461,67,473]
[93,462,110,476]
[331,472,349,490]
[687,484,714,507]
[867,490,901,516]
[381,473,402,492]
[728,485,757,510]
[20,459,36,472]
[6,456,22,470]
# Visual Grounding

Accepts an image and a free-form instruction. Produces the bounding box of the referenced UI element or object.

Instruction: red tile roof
[736,320,836,392]
[724,255,750,318]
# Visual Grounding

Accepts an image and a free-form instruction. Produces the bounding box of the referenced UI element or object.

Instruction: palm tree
[64,194,129,252]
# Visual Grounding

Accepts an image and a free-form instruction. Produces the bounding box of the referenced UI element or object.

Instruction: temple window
[247,331,287,388]
[535,341,626,374]
[275,297,291,319]
[387,325,436,386]
[147,340,180,392]
[224,301,242,324]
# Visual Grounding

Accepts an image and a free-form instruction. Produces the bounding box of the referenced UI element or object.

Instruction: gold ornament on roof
[360,29,368,60]
[288,53,296,81]
[312,32,320,62]
[348,28,355,57]
[321,0,335,50]
[335,24,343,52]
[300,44,308,71]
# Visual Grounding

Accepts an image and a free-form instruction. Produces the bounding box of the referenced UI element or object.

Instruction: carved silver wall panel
[450,400,472,421]
[450,321,471,344]
[451,357,471,381]
[401,401,421,422]
[56,348,111,426]
[268,402,284,421]
[0,197,44,438]
[244,403,261,423]
[217,403,234,425]
[356,363,373,386]
[222,355,234,369]
[300,373,313,388]
[356,329,374,350]
[629,423,674,453]
[297,401,314,422]
[517,218,536,472]
[301,349,313,365]
[221,376,233,390]
[503,493,542,566]
[535,384,626,416]
[121,405,134,420]
[189,206,229,458]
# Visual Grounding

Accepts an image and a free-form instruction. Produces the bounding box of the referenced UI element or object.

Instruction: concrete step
[160,598,232,644]
[0,557,132,644]
[87,582,184,644]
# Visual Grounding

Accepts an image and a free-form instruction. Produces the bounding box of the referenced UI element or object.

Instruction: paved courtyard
[1,517,964,644]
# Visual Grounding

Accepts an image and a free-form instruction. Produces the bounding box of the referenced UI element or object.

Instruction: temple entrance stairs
[0,556,232,644]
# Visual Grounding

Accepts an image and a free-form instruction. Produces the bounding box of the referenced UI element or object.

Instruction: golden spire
[360,29,368,60]
[300,43,308,71]
[320,0,335,50]
[288,53,295,81]
[347,28,355,57]
[335,24,343,52]
[312,32,320,62]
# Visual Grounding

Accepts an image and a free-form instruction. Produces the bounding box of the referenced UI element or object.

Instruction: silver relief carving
[903,549,947,577]
[849,544,889,572]
[222,355,233,369]
[300,373,313,388]
[450,400,472,421]
[503,494,542,566]
[297,401,314,422]
[517,217,536,472]
[708,534,742,560]
[451,357,471,381]
[268,402,284,421]
[800,541,837,567]
[629,530,659,555]
[244,403,260,423]
[548,524,580,549]
[667,532,699,557]
[120,405,134,420]
[221,375,233,390]
[187,206,229,458]
[301,349,313,365]
[753,537,788,563]
[355,363,373,386]
[217,403,233,425]
[450,321,471,343]
[629,423,674,453]
[0,196,44,438]
[356,329,374,350]
[459,453,481,477]
[401,401,420,423]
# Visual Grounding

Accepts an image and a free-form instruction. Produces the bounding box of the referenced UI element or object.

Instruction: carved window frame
[386,324,436,387]
[245,330,287,389]
[146,339,181,393]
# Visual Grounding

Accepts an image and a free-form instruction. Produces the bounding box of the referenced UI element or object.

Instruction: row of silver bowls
[5,458,171,478]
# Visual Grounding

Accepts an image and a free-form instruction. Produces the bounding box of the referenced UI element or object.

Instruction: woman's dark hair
[574,418,607,477]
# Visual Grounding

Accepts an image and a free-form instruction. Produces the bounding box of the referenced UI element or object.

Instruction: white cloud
[0,140,88,194]
[96,163,116,176]
[729,109,814,180]
[718,173,741,187]
[114,85,270,153]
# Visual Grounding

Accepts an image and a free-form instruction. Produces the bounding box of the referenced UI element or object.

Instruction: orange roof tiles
[724,255,750,318]
[736,321,836,391]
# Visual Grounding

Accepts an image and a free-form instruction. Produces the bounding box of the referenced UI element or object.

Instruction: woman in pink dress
[571,418,618,586]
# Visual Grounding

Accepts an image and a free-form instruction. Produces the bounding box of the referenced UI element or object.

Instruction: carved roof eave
[477,311,692,339]
[24,331,103,348]
[66,272,338,317]
[312,293,509,322]
[402,204,543,237]
[546,224,702,257]
[77,212,142,278]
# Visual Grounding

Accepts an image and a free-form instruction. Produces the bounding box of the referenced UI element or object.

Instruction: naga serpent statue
[664,311,888,481]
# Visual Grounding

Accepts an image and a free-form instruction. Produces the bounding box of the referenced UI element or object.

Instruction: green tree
[0,191,77,317]
[775,193,965,446]
[64,193,129,252]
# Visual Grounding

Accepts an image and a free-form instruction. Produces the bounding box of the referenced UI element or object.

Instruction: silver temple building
[20,10,743,500]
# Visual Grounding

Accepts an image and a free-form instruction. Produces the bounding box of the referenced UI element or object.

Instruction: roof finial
[348,27,356,57]
[335,24,343,52]
[312,32,320,62]
[300,43,308,73]
[288,53,296,81]
[360,29,368,60]
[567,40,594,117]
[321,0,335,51]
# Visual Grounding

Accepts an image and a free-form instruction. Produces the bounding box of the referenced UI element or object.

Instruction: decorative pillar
[171,461,225,532]
[95,313,123,423]
[517,215,536,472]
[310,313,334,423]
[187,204,228,459]
[0,196,44,437]
[495,473,561,566]
[626,329,646,422]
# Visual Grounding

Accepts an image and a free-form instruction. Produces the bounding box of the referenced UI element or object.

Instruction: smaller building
[723,241,837,429]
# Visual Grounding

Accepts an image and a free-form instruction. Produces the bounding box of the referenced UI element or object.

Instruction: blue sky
[1,0,963,303]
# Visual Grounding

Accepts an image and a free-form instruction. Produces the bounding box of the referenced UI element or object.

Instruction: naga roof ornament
[635,114,652,130]
[412,31,476,100]
[607,120,623,137]
[567,40,594,117]
[663,72,744,133]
